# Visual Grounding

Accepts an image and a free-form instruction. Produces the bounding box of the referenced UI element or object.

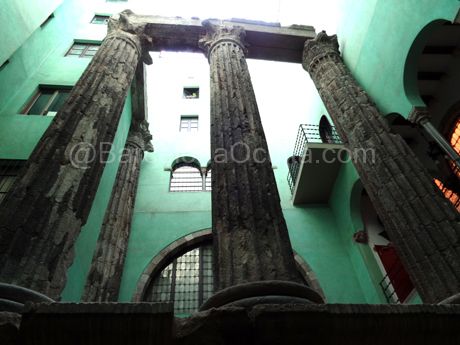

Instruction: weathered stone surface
[199,22,302,292]
[302,32,460,303]
[0,312,21,345]
[0,11,148,299]
[83,121,153,302]
[175,304,460,345]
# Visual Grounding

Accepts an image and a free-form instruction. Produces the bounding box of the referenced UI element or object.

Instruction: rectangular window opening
[183,87,199,99]
[66,42,101,58]
[180,116,199,132]
[91,15,111,24]
[22,86,72,116]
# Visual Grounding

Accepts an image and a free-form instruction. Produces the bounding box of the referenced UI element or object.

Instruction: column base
[0,283,54,313]
[438,293,460,304]
[199,280,324,311]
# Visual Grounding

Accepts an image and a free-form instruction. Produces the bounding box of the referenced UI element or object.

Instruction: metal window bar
[169,166,203,192]
[205,170,212,191]
[435,178,460,211]
[378,263,406,304]
[148,244,213,315]
[0,160,25,206]
[287,124,342,194]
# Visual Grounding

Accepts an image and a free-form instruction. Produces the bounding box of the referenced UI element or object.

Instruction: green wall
[337,0,459,117]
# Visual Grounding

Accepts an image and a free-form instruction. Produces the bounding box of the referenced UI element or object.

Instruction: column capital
[198,20,248,59]
[302,31,340,73]
[126,120,154,153]
[408,106,431,125]
[108,10,154,65]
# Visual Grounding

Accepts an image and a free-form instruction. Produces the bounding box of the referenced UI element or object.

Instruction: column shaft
[0,18,144,298]
[200,23,301,291]
[303,32,460,303]
[83,122,152,302]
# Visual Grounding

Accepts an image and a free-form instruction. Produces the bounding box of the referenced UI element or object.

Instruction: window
[0,160,25,205]
[180,116,199,132]
[23,86,72,116]
[91,15,110,24]
[169,158,211,192]
[144,243,213,315]
[434,178,460,211]
[183,87,199,99]
[66,42,101,58]
[205,169,212,191]
[170,165,203,192]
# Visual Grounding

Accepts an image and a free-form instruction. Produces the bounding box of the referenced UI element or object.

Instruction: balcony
[287,124,343,204]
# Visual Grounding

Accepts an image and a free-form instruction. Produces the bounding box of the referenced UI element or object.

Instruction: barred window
[205,169,212,191]
[144,244,213,315]
[0,160,25,204]
[170,166,203,192]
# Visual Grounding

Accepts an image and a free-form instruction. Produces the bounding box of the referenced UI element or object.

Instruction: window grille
[205,169,212,191]
[145,244,213,315]
[169,166,203,192]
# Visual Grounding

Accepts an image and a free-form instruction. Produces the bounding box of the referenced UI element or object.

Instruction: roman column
[0,10,152,299]
[83,120,153,302]
[303,31,460,303]
[198,22,306,297]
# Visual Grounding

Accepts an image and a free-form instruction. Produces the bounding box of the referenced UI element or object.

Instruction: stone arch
[170,156,201,171]
[132,229,326,302]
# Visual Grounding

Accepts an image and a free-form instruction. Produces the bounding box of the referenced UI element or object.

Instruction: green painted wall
[0,0,63,65]
[337,0,459,117]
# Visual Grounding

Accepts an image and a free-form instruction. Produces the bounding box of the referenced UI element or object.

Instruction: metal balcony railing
[287,124,342,194]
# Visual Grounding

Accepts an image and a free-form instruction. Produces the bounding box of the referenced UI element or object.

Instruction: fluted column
[303,32,460,303]
[0,10,152,299]
[83,120,153,302]
[199,22,302,292]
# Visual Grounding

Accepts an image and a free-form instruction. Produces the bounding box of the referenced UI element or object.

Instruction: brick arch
[132,229,326,302]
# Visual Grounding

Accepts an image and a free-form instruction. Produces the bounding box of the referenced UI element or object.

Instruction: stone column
[83,120,153,302]
[0,10,151,299]
[199,22,303,294]
[303,32,460,303]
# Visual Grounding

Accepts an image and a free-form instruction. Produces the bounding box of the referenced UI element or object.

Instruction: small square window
[180,116,199,132]
[91,15,110,24]
[23,86,72,116]
[183,87,199,99]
